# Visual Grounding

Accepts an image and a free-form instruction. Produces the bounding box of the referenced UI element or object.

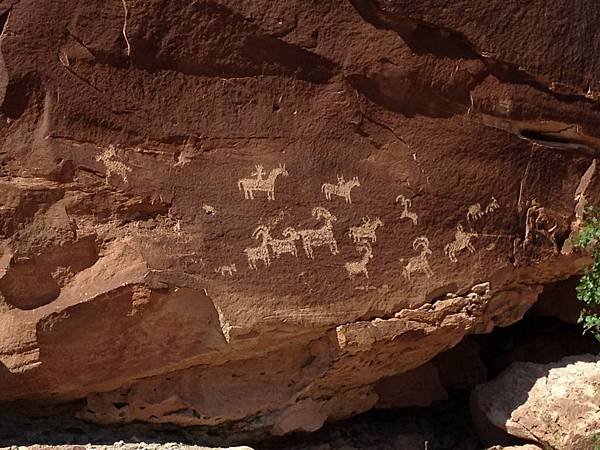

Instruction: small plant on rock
[575,206,600,342]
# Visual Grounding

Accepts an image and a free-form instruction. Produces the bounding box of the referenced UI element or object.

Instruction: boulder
[0,0,599,435]
[471,355,600,449]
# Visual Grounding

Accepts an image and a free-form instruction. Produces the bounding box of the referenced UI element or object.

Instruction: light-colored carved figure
[348,216,384,244]
[467,203,484,222]
[524,198,559,254]
[321,175,360,203]
[243,225,272,270]
[215,264,237,276]
[402,236,434,280]
[95,145,132,185]
[395,194,418,225]
[268,227,299,258]
[297,207,339,259]
[486,196,500,214]
[467,196,500,222]
[444,223,477,263]
[238,164,289,200]
[344,242,373,280]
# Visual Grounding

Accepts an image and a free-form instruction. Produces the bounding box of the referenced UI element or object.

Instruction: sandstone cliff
[0,0,599,436]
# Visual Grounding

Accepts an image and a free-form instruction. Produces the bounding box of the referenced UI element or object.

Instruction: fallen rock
[471,355,600,449]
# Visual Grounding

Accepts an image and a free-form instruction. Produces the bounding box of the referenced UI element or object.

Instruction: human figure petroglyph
[402,236,434,280]
[467,197,500,222]
[348,216,384,244]
[297,207,339,259]
[95,145,132,185]
[243,225,272,270]
[321,175,360,203]
[344,242,373,280]
[524,199,559,254]
[268,227,299,258]
[215,263,237,276]
[238,164,288,200]
[395,194,418,225]
[444,223,477,263]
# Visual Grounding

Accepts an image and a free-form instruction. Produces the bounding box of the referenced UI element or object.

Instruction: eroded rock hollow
[1,0,599,437]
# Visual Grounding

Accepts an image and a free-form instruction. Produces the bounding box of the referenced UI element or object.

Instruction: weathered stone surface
[0,0,599,436]
[471,355,600,450]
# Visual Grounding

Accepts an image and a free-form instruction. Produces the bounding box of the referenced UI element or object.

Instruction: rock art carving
[238,164,288,200]
[95,145,132,185]
[395,194,418,225]
[268,227,299,258]
[344,242,373,280]
[202,204,217,215]
[524,199,559,254]
[321,175,360,203]
[215,264,236,276]
[402,236,434,280]
[243,225,272,270]
[444,224,478,263]
[297,207,339,259]
[348,216,384,244]
[467,196,500,222]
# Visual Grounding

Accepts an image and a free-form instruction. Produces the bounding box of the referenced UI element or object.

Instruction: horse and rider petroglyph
[396,194,418,225]
[348,216,384,244]
[322,175,360,203]
[402,236,434,280]
[238,164,289,200]
[444,223,478,263]
[297,207,339,259]
[345,242,373,280]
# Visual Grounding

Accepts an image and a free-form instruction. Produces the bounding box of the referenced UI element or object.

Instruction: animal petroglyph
[322,175,360,203]
[238,164,288,200]
[202,204,217,215]
[215,264,237,276]
[395,194,418,225]
[268,227,299,258]
[243,225,271,270]
[348,216,384,244]
[95,145,132,185]
[402,236,434,280]
[444,224,477,263]
[467,197,500,222]
[297,207,339,259]
[344,242,373,280]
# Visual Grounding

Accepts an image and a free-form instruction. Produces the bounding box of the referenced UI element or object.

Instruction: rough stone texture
[471,355,600,450]
[0,0,599,436]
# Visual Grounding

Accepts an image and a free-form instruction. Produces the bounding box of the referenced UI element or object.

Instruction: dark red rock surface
[0,0,599,435]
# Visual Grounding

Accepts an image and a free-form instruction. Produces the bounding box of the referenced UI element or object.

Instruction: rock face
[471,355,600,449]
[0,0,599,436]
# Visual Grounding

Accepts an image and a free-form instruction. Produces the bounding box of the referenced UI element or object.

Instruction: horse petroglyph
[297,207,339,259]
[344,242,373,280]
[402,236,434,280]
[244,225,272,270]
[395,194,418,225]
[238,164,288,200]
[268,227,299,258]
[348,216,384,244]
[95,145,132,185]
[444,224,478,263]
[215,264,237,276]
[322,175,360,203]
[467,196,500,222]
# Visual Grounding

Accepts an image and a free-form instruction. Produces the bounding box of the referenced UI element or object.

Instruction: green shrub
[575,207,600,342]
